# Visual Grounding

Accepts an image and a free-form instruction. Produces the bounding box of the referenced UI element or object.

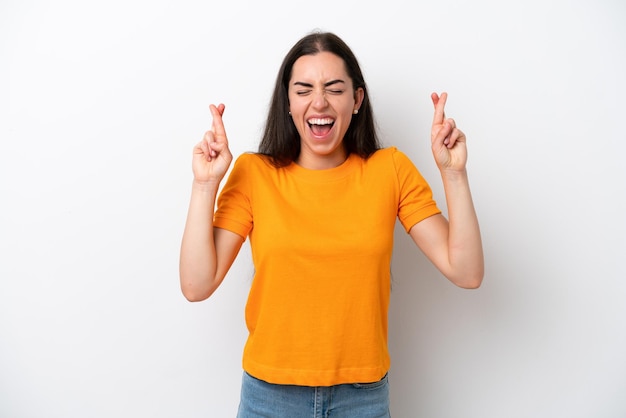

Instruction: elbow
[448,267,484,289]
[179,263,220,302]
[463,271,484,289]
[182,290,211,302]
[457,276,483,289]
[179,277,214,302]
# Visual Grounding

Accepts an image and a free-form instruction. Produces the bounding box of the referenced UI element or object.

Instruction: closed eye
[292,80,346,96]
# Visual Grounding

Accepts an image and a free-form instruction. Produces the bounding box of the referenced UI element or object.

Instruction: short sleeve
[213,153,254,239]
[392,148,441,232]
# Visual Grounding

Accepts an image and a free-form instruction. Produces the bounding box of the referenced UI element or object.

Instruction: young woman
[180,31,483,418]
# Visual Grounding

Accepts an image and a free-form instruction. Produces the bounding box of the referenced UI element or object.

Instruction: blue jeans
[236,371,391,418]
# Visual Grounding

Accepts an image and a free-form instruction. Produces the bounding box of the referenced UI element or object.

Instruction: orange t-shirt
[213,147,440,386]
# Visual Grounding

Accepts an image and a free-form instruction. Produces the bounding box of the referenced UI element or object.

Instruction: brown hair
[258,31,381,167]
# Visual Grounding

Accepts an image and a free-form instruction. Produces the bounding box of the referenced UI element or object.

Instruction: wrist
[191,179,221,194]
[440,168,468,182]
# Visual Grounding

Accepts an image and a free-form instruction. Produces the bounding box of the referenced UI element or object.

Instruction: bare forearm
[179,181,220,301]
[441,169,484,288]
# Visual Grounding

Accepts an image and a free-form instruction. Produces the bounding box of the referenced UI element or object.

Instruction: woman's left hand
[430,92,468,172]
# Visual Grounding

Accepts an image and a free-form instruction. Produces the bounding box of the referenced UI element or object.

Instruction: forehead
[290,51,350,82]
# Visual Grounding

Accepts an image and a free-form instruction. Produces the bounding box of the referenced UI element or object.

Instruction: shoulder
[232,152,275,171]
[365,147,427,186]
[234,152,267,164]
[366,146,414,168]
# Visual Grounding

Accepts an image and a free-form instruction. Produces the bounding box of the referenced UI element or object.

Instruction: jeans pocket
[352,373,388,390]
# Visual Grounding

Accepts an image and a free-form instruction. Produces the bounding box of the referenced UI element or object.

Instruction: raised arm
[179,104,245,301]
[409,93,484,288]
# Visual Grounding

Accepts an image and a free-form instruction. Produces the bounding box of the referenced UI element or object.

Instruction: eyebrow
[292,79,346,88]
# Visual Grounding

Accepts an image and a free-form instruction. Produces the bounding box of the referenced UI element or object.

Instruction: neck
[296,149,348,170]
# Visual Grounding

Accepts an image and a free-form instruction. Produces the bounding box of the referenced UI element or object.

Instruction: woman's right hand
[192,103,233,185]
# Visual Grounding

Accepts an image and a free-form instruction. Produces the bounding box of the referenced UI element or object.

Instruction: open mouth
[308,117,335,136]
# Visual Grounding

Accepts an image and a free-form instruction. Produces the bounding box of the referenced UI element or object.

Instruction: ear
[353,87,365,112]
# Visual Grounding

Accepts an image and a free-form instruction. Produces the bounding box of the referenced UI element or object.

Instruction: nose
[311,89,328,109]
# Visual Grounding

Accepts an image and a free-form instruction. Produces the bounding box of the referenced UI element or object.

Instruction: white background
[1,0,625,417]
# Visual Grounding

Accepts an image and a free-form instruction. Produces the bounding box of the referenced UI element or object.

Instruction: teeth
[308,118,334,125]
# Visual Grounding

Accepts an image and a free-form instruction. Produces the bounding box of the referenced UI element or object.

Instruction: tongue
[311,124,332,136]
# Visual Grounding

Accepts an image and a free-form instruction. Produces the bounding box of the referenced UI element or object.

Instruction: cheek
[288,100,306,116]
[333,97,356,113]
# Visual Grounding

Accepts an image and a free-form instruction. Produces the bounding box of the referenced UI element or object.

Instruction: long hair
[258,31,381,167]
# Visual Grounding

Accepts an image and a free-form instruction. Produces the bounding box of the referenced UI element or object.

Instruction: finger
[431,92,439,107]
[202,129,214,143]
[201,131,215,160]
[432,92,448,125]
[433,119,453,146]
[210,104,228,142]
[446,127,466,149]
[194,141,210,162]
[209,141,231,157]
[444,127,457,148]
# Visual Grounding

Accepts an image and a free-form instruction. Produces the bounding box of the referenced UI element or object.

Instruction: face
[288,51,364,169]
